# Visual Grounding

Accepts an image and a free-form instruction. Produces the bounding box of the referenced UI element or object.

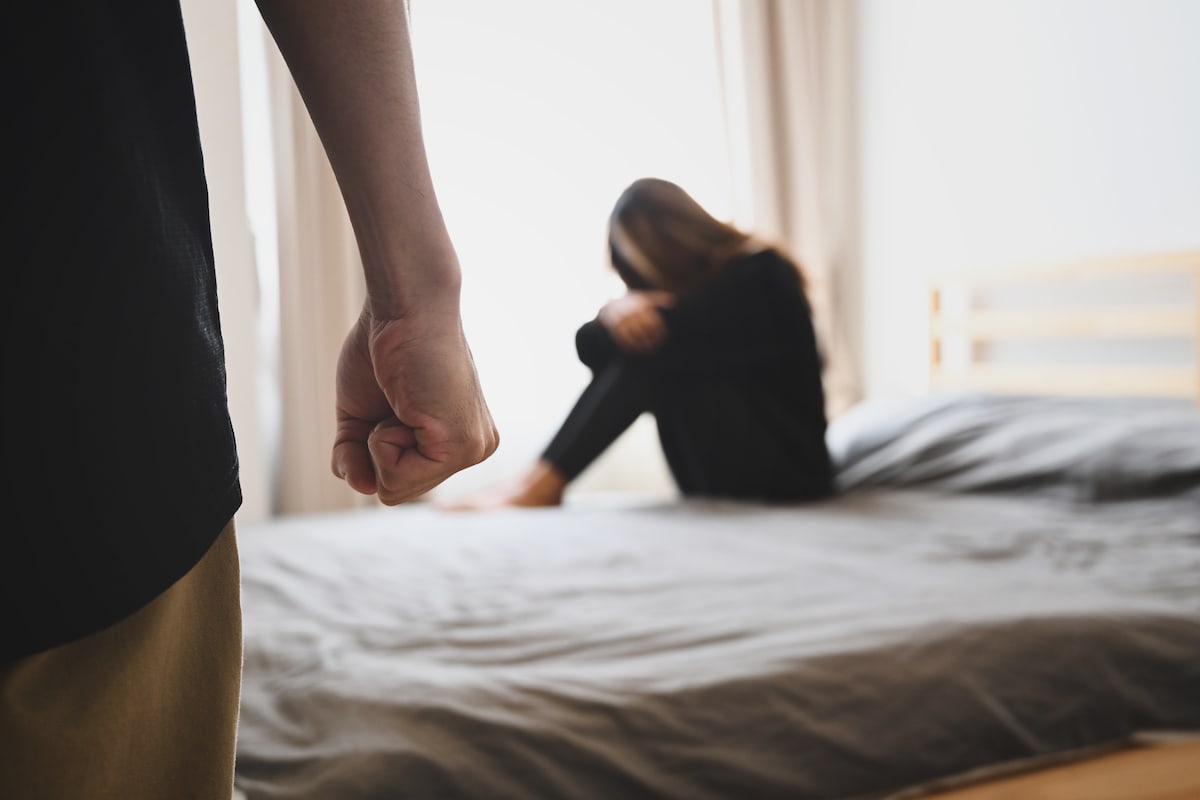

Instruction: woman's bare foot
[437,460,568,511]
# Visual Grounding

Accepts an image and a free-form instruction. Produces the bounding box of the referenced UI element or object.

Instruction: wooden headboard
[929,250,1200,405]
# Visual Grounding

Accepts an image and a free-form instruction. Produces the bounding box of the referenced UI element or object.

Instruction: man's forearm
[255,0,459,319]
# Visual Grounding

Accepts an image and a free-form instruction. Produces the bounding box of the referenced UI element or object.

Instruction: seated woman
[446,177,833,509]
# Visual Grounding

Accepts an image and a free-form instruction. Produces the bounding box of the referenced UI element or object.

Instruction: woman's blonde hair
[607,177,762,295]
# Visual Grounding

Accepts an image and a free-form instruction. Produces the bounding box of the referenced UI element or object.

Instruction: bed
[233,251,1200,800]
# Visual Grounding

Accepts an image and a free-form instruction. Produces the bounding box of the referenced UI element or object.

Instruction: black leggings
[540,358,832,502]
[541,359,654,483]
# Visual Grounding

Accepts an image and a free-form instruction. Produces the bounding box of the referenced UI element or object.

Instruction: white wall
[857,0,1200,397]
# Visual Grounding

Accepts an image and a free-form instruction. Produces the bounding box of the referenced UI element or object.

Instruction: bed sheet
[233,488,1200,800]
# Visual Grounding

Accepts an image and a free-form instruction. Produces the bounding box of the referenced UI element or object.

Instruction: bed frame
[920,737,1200,800]
[928,249,1200,405]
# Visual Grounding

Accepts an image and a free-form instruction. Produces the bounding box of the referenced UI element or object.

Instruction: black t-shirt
[3,1,242,660]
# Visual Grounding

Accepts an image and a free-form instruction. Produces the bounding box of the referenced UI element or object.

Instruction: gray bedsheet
[234,488,1200,799]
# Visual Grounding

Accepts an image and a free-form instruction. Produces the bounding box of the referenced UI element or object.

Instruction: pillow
[828,391,1200,501]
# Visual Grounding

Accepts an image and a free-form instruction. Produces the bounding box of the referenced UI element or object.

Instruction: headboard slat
[928,251,1200,405]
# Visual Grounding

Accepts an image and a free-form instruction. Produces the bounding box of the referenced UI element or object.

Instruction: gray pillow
[828,392,1200,501]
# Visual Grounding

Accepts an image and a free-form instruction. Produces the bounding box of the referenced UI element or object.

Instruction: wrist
[361,245,463,322]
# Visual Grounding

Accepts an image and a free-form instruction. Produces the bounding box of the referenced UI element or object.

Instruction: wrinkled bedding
[234,394,1200,800]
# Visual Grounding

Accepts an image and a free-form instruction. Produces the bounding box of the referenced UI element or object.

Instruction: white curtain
[266,42,376,515]
[713,0,863,416]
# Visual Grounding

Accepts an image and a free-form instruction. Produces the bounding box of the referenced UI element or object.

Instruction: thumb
[332,416,381,496]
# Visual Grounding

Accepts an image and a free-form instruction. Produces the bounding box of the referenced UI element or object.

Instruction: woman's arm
[596,290,675,353]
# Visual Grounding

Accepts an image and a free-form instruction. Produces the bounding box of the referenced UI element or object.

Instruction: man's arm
[256,0,498,504]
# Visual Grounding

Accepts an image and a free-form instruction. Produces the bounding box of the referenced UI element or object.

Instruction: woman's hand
[597,290,675,353]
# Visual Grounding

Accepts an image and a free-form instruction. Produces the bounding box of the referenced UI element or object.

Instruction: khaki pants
[1,521,242,800]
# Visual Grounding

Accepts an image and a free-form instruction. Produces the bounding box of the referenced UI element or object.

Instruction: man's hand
[332,307,499,505]
[258,1,499,504]
[597,290,675,353]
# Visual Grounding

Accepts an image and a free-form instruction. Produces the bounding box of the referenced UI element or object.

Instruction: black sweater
[575,249,833,501]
